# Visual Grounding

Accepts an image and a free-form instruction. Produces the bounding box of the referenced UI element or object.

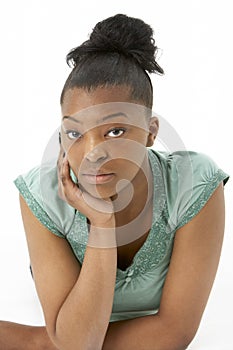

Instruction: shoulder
[150,149,228,180]
[14,159,75,237]
[149,149,229,230]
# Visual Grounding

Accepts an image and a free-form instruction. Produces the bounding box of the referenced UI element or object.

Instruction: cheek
[108,140,147,167]
[116,160,141,182]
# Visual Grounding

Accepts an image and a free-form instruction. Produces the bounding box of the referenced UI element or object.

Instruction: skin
[0,85,226,350]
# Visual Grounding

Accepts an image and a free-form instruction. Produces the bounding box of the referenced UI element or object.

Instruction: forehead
[61,88,151,130]
[61,86,134,113]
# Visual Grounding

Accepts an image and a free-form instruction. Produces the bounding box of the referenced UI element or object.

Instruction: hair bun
[67,14,164,75]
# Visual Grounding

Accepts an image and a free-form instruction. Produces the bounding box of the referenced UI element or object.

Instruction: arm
[102,183,225,350]
[21,195,117,350]
[20,156,118,350]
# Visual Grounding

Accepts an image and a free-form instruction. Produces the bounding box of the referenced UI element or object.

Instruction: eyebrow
[62,112,129,124]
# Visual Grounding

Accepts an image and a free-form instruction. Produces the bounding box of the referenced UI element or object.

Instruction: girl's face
[61,86,158,199]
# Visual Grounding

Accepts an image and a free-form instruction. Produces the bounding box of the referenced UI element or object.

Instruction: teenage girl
[0,13,229,350]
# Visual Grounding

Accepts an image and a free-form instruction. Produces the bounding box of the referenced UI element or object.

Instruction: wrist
[88,221,117,248]
[90,215,116,228]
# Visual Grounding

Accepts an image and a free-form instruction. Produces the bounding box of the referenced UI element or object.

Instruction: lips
[82,172,115,184]
[81,168,115,184]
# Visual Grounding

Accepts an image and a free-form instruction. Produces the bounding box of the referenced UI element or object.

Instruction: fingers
[60,158,71,187]
[57,153,83,207]
[57,148,65,199]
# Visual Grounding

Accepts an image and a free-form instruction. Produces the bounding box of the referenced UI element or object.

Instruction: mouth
[81,172,115,184]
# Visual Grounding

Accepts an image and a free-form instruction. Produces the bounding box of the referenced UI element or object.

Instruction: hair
[60,14,164,109]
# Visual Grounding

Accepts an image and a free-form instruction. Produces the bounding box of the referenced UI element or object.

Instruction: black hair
[60,14,164,108]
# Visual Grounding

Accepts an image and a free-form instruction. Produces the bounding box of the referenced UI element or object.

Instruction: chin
[79,182,117,200]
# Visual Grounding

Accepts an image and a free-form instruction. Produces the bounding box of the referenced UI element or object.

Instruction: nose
[85,141,109,163]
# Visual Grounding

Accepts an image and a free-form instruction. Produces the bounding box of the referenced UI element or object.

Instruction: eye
[106,128,126,138]
[65,130,82,140]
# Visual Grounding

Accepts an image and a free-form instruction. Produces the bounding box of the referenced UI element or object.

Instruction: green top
[14,149,229,322]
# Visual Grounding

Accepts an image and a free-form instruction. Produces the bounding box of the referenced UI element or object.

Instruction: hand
[57,148,115,228]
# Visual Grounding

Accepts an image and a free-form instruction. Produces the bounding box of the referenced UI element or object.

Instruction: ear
[146,116,159,147]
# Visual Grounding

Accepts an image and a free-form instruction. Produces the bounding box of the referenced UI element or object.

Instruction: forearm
[54,226,117,350]
[102,314,188,350]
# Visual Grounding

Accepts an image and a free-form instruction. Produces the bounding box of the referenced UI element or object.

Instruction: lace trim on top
[176,168,228,230]
[14,176,63,237]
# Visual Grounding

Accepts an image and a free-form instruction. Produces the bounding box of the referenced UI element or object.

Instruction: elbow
[158,319,197,350]
[171,329,197,350]
[166,338,192,350]
[174,339,192,350]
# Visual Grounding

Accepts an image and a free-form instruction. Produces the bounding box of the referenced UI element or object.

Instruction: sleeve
[14,160,75,238]
[165,151,230,231]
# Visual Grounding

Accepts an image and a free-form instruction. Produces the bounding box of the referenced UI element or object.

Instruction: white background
[0,1,232,349]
